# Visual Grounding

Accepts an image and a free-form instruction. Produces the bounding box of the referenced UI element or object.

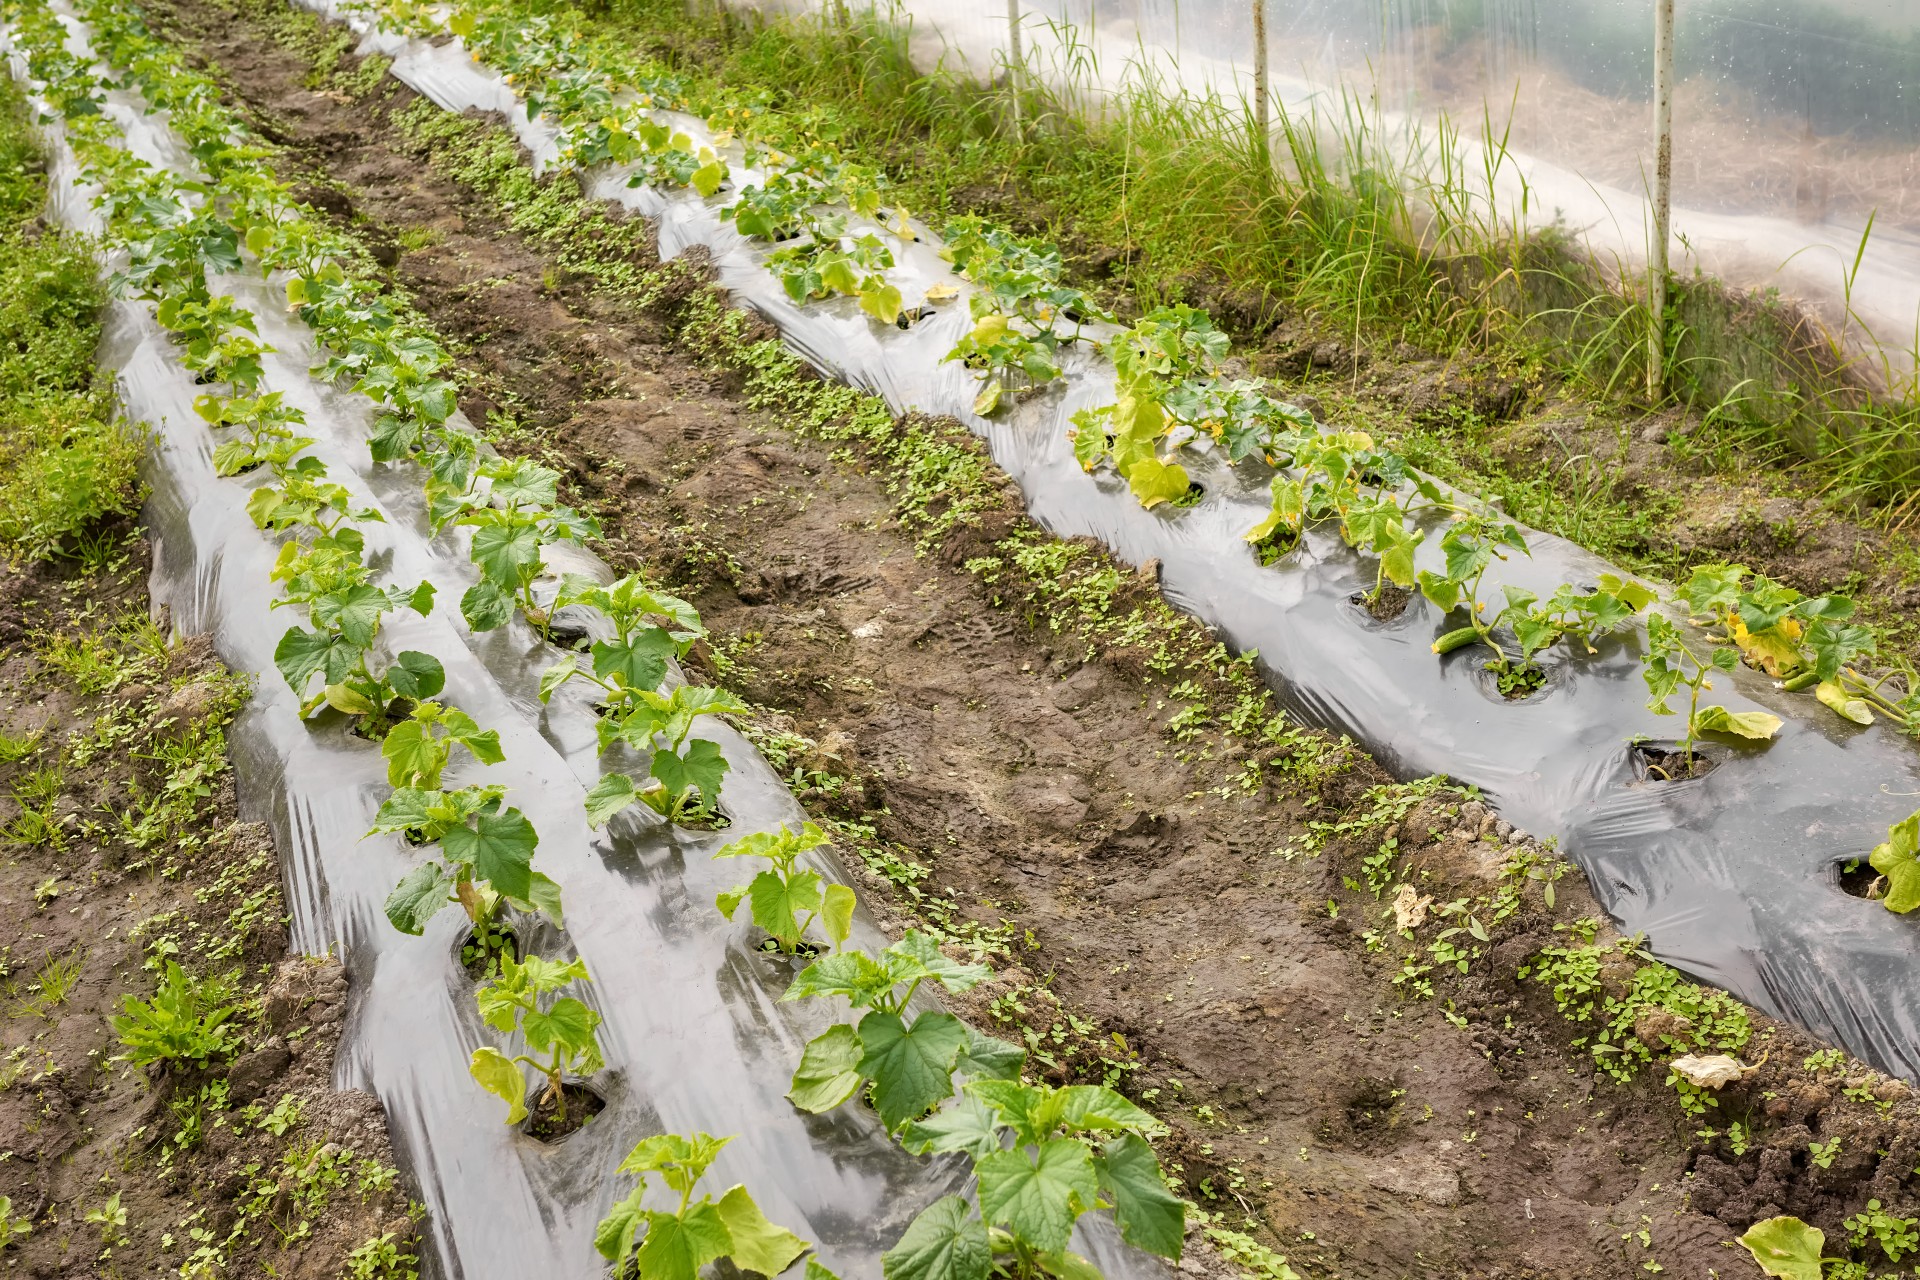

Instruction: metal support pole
[1006,0,1023,132]
[1648,0,1674,400]
[1251,0,1270,168]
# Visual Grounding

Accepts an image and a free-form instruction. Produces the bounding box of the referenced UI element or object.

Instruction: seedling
[713,821,855,955]
[890,1077,1185,1280]
[783,930,1003,1130]
[586,684,747,826]
[468,954,603,1127]
[369,785,562,935]
[537,573,705,718]
[1640,614,1782,774]
[0,1195,29,1249]
[447,457,601,635]
[594,1133,813,1280]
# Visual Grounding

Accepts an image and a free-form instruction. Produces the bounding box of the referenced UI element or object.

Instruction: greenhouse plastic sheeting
[4,16,1171,1280]
[780,0,1920,384]
[307,4,1920,1083]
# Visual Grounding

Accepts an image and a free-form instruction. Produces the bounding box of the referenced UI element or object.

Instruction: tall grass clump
[0,73,137,562]
[589,0,1920,507]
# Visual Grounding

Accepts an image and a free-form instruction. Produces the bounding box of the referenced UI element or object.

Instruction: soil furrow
[119,3,1920,1277]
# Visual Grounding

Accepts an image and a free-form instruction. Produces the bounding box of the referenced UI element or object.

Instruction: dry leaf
[924,282,959,302]
[1391,883,1431,931]
[1670,1053,1757,1089]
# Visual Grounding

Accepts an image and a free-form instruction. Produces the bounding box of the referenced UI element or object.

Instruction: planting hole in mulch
[1632,741,1720,783]
[523,1082,606,1142]
[1347,586,1411,624]
[459,921,520,981]
[545,617,595,652]
[1836,857,1887,901]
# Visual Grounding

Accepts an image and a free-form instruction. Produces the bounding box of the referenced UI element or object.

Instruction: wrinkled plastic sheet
[302,3,1920,1083]
[4,15,1182,1280]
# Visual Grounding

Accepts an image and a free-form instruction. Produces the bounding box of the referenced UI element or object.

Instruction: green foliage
[1521,924,1751,1097]
[1869,810,1920,913]
[715,821,856,955]
[470,953,604,1125]
[885,1079,1183,1280]
[369,785,561,934]
[0,1195,29,1249]
[1641,614,1783,768]
[111,960,242,1069]
[594,1133,813,1280]
[345,1233,420,1280]
[0,76,134,564]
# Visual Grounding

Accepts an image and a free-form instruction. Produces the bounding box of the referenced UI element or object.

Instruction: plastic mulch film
[311,3,1920,1084]
[771,0,1920,386]
[3,15,1182,1280]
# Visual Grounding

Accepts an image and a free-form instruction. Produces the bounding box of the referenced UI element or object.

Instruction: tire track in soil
[134,3,1879,1275]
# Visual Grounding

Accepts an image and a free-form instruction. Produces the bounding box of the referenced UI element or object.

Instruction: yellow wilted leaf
[1729,615,1804,677]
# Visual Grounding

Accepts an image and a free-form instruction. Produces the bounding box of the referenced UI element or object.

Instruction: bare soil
[128,2,1920,1276]
[0,534,418,1278]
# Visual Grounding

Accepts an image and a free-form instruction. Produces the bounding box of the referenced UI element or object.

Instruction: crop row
[2,0,1196,1274]
[341,0,1920,786]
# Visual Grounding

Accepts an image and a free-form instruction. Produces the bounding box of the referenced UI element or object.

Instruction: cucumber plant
[469,953,604,1126]
[1640,614,1783,774]
[594,1133,816,1280]
[783,930,1003,1131]
[941,217,1104,415]
[369,785,562,936]
[889,1078,1186,1280]
[537,573,705,713]
[1681,563,1918,734]
[586,684,747,827]
[713,822,856,955]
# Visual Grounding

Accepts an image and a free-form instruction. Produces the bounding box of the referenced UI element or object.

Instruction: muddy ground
[116,0,1920,1276]
[0,531,419,1278]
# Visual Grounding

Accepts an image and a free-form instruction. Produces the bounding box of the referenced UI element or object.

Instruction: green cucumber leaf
[787,1023,864,1114]
[1736,1215,1824,1280]
[441,807,537,901]
[856,1009,966,1130]
[1871,812,1920,913]
[383,861,456,935]
[881,1196,990,1280]
[713,1185,808,1278]
[1095,1133,1185,1259]
[461,580,515,632]
[585,773,641,828]
[975,1138,1098,1255]
[899,1094,1003,1160]
[635,1200,733,1280]
[469,1046,528,1124]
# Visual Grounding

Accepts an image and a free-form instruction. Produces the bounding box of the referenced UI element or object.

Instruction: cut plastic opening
[458,921,520,982]
[1630,741,1721,783]
[523,1081,606,1143]
[1346,586,1412,625]
[1836,857,1886,902]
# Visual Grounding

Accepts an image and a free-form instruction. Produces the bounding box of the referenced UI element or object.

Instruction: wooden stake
[1648,0,1674,399]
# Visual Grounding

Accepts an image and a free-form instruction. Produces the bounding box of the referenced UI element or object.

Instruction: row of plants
[339,0,1920,773]
[8,2,1197,1275]
[0,0,790,1262]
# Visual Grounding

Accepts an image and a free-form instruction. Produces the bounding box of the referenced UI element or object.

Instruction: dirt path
[118,2,1920,1276]
[0,533,420,1279]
